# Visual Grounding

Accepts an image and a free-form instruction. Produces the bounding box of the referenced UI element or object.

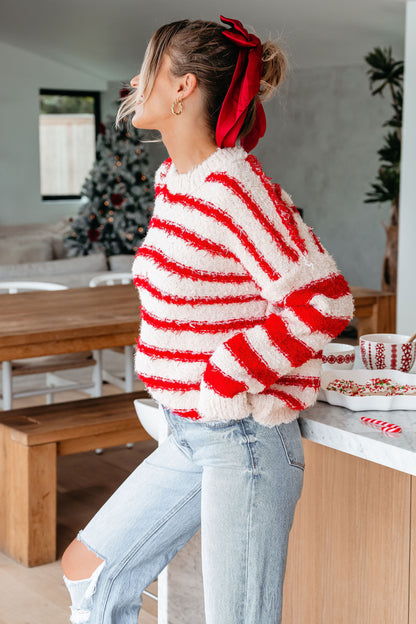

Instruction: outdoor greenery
[40,94,95,115]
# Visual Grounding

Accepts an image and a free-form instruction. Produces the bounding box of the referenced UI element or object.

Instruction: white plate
[318,369,416,411]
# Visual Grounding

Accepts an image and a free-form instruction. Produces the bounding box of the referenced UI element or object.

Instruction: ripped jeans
[64,409,304,624]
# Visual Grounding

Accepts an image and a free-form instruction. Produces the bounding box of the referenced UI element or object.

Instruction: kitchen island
[281,400,416,623]
[166,398,415,623]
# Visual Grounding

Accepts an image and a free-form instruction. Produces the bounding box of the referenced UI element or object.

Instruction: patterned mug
[360,333,416,373]
[322,343,356,370]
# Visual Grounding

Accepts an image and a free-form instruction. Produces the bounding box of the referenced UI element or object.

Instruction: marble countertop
[300,401,416,476]
[300,349,416,476]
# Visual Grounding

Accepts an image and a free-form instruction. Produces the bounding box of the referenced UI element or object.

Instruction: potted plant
[364,47,403,292]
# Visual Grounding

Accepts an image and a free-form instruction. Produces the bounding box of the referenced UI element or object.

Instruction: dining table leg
[2,361,13,410]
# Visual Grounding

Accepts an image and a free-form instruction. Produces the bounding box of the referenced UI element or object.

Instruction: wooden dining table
[0,283,396,363]
[0,283,140,362]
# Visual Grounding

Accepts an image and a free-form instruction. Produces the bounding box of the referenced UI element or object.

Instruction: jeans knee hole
[64,561,105,624]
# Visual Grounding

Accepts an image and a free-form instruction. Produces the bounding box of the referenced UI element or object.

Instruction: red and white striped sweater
[133,147,354,426]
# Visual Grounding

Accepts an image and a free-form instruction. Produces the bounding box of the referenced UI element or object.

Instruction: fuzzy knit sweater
[132,147,354,426]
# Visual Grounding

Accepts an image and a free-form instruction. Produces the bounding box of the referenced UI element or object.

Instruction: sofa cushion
[108,254,135,272]
[0,237,54,265]
[0,252,108,281]
[0,219,72,262]
[0,219,70,240]
[50,236,69,260]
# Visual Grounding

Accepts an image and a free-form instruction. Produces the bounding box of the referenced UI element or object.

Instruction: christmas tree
[64,115,154,257]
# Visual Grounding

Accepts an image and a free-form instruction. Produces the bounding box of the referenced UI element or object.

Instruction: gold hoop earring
[171,98,183,116]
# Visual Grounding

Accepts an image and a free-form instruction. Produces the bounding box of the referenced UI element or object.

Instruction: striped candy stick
[360,416,402,434]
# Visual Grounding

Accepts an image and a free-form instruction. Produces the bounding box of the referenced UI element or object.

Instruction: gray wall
[255,64,392,290]
[0,41,107,226]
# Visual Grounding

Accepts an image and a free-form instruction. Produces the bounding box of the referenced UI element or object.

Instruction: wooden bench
[0,391,152,567]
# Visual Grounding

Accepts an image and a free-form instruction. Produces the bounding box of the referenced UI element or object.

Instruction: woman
[62,16,354,623]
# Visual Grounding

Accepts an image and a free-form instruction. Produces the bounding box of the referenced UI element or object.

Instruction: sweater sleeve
[198,161,354,420]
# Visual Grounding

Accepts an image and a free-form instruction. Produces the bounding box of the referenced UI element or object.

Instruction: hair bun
[259,40,288,101]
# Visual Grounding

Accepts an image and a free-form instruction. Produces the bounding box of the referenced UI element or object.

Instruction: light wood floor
[0,383,159,624]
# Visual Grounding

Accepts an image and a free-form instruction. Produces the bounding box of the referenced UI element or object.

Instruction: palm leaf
[365,47,403,96]
[365,167,400,204]
[377,132,401,165]
[365,46,403,208]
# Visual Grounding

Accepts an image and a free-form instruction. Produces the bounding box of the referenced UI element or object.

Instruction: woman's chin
[131,104,146,128]
[131,116,141,129]
[131,112,154,131]
[131,116,147,130]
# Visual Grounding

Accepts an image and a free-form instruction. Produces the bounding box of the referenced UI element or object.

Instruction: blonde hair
[116,19,288,142]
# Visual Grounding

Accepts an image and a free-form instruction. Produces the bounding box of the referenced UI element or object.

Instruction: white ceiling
[0,0,407,81]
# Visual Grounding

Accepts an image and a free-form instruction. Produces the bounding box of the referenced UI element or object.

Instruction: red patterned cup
[360,333,416,372]
[322,343,355,369]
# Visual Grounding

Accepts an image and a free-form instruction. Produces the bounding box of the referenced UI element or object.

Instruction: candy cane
[360,416,402,434]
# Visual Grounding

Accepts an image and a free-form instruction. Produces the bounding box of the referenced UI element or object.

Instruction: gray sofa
[0,220,134,289]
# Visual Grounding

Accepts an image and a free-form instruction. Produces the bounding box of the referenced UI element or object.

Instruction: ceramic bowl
[360,333,416,372]
[322,343,356,370]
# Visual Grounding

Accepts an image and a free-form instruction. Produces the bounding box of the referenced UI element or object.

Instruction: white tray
[318,369,416,411]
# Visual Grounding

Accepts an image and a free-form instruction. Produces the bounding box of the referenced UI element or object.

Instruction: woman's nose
[130,74,140,88]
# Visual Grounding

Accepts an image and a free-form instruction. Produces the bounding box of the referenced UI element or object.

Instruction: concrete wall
[255,64,393,289]
[0,41,107,226]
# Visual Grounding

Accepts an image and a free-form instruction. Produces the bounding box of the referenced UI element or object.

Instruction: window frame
[39,88,101,201]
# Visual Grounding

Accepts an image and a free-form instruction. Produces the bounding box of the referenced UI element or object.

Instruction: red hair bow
[216,16,266,152]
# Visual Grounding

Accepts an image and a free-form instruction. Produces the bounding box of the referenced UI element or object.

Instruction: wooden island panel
[282,439,411,624]
[410,475,416,624]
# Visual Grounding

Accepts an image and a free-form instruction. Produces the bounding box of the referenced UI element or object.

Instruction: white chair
[0,280,67,294]
[134,398,170,624]
[0,281,102,410]
[89,273,136,393]
[89,273,133,288]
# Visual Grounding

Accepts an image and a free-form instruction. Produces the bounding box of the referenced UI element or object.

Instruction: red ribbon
[216,16,266,152]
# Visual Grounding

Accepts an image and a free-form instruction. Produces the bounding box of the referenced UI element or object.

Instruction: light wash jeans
[64,408,304,624]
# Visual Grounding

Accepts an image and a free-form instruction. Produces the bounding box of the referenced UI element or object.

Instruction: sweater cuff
[197,381,250,422]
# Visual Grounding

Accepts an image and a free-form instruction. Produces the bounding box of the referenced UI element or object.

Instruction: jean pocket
[274,420,305,470]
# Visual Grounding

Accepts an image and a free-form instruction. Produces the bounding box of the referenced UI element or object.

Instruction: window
[39,89,101,200]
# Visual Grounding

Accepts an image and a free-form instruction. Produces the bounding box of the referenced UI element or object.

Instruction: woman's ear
[177,73,198,99]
